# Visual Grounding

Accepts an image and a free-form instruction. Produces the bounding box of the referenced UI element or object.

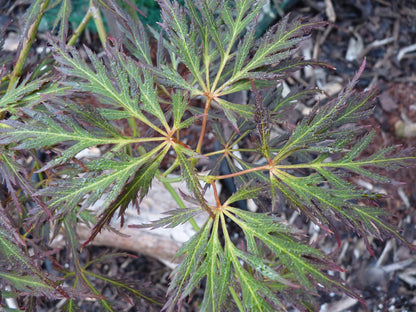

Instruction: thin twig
[67,6,94,46]
[195,96,213,155]
[6,0,51,92]
[68,0,107,47]
[90,0,107,48]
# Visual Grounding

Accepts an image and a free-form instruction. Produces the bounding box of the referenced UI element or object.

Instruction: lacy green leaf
[0,106,154,170]
[0,151,35,213]
[133,207,205,230]
[224,207,363,303]
[215,97,254,119]
[105,0,152,65]
[224,183,265,206]
[0,78,43,115]
[158,0,206,90]
[199,215,230,311]
[37,143,167,217]
[273,60,373,162]
[163,218,213,312]
[171,91,189,129]
[173,144,208,209]
[0,208,69,299]
[52,42,165,135]
[83,146,170,246]
[52,0,72,39]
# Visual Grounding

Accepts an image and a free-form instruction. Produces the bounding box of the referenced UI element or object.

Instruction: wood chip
[3,32,18,51]
[346,32,364,62]
[382,259,414,273]
[397,43,416,62]
[398,268,416,287]
[395,120,416,138]
[321,297,358,312]
[324,0,336,22]
[379,90,398,112]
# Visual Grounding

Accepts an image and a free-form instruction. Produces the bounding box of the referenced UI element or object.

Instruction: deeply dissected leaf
[15,0,45,57]
[215,97,254,119]
[0,208,70,299]
[199,214,231,312]
[0,105,160,171]
[251,78,271,158]
[219,16,327,90]
[272,148,416,252]
[61,216,108,306]
[273,60,374,163]
[52,0,72,40]
[232,13,257,78]
[173,144,209,210]
[158,0,206,90]
[37,143,168,218]
[224,207,364,304]
[163,217,213,312]
[171,91,189,130]
[0,78,43,115]
[164,213,234,311]
[82,145,170,247]
[51,42,166,135]
[249,16,326,70]
[0,151,34,213]
[138,70,169,130]
[105,0,152,65]
[132,207,205,230]
[224,182,266,206]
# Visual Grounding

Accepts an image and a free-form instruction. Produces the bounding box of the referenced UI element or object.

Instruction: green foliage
[0,208,75,301]
[0,0,415,311]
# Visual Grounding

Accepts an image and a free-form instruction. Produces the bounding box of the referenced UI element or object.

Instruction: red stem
[196,96,213,154]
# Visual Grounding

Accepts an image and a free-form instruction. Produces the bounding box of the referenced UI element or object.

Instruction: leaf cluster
[0,0,414,311]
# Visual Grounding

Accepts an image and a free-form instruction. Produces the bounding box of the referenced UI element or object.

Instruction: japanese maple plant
[0,0,414,311]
